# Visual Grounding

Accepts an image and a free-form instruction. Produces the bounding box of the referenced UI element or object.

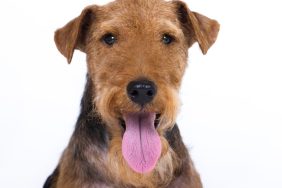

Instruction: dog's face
[55,0,219,178]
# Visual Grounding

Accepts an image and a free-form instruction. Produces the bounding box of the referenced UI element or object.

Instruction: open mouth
[120,112,162,174]
[120,113,161,130]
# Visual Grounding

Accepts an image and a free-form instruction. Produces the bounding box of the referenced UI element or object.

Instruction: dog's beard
[95,86,180,173]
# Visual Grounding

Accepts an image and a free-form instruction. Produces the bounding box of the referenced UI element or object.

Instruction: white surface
[0,0,281,188]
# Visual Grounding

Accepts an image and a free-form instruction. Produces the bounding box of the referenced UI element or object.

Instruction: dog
[44,0,219,187]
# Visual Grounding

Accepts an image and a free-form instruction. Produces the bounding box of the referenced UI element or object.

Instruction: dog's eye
[162,34,174,45]
[102,33,116,46]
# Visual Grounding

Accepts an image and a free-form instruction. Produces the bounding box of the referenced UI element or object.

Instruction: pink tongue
[122,112,161,173]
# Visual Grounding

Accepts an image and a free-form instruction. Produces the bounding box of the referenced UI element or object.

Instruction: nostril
[146,90,154,97]
[130,90,139,97]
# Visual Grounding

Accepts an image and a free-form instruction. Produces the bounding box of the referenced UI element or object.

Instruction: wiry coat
[44,0,219,187]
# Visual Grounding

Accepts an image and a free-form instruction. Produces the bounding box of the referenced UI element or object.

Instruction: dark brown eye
[102,33,116,45]
[162,34,174,45]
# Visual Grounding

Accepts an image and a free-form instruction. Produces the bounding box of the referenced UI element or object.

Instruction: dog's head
[54,0,219,177]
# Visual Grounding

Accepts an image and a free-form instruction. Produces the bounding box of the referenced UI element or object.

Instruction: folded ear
[174,1,220,54]
[54,6,97,63]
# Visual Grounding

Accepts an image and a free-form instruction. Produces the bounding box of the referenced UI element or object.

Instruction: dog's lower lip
[154,113,161,128]
[119,118,126,130]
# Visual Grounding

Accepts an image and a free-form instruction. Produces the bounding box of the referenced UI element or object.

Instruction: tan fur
[50,0,220,187]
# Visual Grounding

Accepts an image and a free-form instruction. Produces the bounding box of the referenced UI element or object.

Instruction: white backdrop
[0,0,281,188]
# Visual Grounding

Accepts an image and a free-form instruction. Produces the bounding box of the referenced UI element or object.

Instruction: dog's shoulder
[43,166,59,188]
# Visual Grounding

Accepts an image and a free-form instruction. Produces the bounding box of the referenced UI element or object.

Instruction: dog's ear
[54,6,97,63]
[173,1,220,54]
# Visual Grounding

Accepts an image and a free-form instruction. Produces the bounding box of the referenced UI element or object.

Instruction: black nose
[127,80,157,106]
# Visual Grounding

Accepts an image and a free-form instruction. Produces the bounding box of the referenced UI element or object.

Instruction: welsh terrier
[44,0,219,187]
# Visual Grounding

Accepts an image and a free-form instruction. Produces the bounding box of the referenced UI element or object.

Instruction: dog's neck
[73,75,109,148]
